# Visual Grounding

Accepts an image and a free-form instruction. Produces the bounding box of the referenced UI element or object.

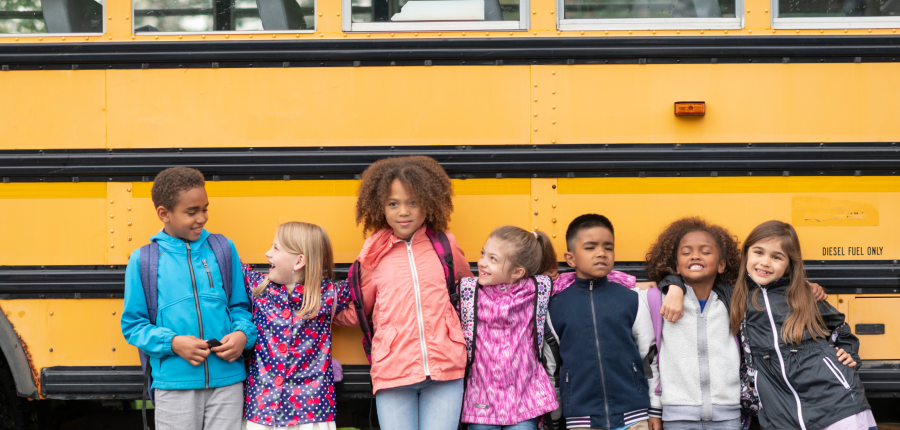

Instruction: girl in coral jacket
[334,156,473,430]
[242,221,351,430]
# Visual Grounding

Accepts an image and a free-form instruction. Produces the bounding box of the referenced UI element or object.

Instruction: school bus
[1,0,900,423]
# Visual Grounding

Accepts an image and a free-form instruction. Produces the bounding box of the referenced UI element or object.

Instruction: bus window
[557,0,741,30]
[345,0,526,31]
[133,0,313,33]
[773,0,900,28]
[0,0,103,34]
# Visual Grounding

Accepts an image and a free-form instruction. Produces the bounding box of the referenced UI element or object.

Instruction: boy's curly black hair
[355,156,454,235]
[644,217,741,285]
[151,166,205,210]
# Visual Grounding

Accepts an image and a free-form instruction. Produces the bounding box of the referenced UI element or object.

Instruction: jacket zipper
[202,260,214,290]
[761,287,805,430]
[589,280,612,429]
[405,235,430,376]
[185,242,209,389]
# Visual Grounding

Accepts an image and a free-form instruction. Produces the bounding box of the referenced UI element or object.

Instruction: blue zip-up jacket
[546,276,658,429]
[121,229,258,390]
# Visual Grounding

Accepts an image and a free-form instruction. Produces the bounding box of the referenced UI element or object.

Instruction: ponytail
[489,226,558,280]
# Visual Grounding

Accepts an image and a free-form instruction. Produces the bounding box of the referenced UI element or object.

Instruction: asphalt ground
[27,397,900,430]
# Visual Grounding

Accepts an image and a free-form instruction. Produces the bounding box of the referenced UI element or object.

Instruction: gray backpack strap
[207,234,233,301]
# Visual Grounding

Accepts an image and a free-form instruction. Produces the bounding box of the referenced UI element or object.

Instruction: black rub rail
[0,143,899,182]
[1,260,897,299]
[1,36,900,69]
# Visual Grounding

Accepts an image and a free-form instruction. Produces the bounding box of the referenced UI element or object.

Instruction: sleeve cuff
[649,408,663,418]
[232,322,258,350]
[161,332,177,356]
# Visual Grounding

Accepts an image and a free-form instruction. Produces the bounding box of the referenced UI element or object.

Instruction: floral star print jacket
[242,265,352,427]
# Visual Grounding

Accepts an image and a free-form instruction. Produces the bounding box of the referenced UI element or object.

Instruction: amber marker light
[674,101,705,116]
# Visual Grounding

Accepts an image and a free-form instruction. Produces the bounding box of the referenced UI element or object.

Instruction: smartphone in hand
[206,339,222,348]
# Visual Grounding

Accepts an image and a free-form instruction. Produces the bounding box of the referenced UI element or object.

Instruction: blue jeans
[664,418,742,430]
[375,377,464,430]
[467,418,539,430]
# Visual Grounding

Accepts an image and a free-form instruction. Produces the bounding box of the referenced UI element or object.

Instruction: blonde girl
[242,222,352,430]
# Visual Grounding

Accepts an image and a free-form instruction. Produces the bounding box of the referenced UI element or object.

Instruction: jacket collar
[571,275,608,289]
[150,228,211,252]
[745,273,790,290]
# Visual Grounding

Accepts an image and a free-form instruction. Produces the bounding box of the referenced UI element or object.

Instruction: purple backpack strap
[533,275,552,360]
[206,234,233,302]
[457,277,479,365]
[347,260,375,364]
[646,287,664,396]
[424,229,457,310]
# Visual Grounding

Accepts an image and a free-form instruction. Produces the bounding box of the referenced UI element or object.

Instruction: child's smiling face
[384,179,425,240]
[676,231,726,286]
[746,237,789,285]
[477,237,525,286]
[564,226,615,279]
[158,186,209,242]
[264,236,304,286]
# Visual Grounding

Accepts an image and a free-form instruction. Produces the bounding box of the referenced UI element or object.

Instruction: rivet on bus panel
[652,30,656,34]
[604,31,608,34]
[337,12,341,16]
[552,234,557,238]
[202,35,206,39]
[748,30,752,33]
[510,32,514,35]
[795,30,799,33]
[551,71,555,74]
[552,204,557,208]
[391,33,395,36]
[700,30,704,33]
[461,32,465,36]
[128,237,132,241]
[14,37,18,41]
[108,15,112,19]
[61,37,66,41]
[551,105,556,109]
[127,222,132,226]
[746,8,750,12]
[110,214,114,218]
[844,29,848,32]
[249,34,253,38]
[414,33,418,36]
[551,91,556,94]
[112,311,116,315]
[764,8,768,12]
[534,98,538,102]
[126,15,130,19]
[552,218,557,223]
[110,244,115,248]
[628,30,632,34]
[155,35,159,39]
[551,9,555,13]
[534,83,538,87]
[534,128,538,131]
[724,30,728,34]
[534,197,539,201]
[109,229,114,233]
[556,31,561,35]
[438,32,442,36]
[49,349,53,352]
[868,29,872,32]
[367,33,371,37]
[552,120,556,124]
[39,37,43,41]
[131,36,135,39]
[178,35,183,39]
[551,139,556,143]
[532,10,536,13]
[49,312,53,316]
[318,12,323,16]
[109,200,114,204]
[272,34,276,38]
[486,32,490,35]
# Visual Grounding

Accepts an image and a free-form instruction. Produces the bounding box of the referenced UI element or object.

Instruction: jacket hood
[150,228,211,252]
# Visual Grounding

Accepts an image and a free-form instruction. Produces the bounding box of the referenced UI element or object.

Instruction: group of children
[121,156,876,430]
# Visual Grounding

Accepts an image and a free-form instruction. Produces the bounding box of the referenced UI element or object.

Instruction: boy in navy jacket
[121,167,257,430]
[545,214,661,430]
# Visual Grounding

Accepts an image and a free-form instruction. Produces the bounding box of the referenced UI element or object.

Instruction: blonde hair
[252,222,335,319]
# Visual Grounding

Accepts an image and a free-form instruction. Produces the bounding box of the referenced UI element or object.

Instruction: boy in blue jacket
[545,214,661,430]
[121,167,257,430]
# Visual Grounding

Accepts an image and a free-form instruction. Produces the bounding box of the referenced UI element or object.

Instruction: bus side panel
[837,295,900,360]
[0,183,108,265]
[552,177,900,262]
[0,70,107,150]
[531,64,900,145]
[106,67,532,149]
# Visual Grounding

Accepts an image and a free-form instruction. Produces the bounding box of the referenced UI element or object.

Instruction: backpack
[457,275,552,371]
[346,229,457,364]
[457,275,553,430]
[137,234,234,429]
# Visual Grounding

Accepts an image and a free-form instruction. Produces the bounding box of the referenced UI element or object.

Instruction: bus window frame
[341,0,529,32]
[0,0,106,37]
[556,0,743,31]
[132,0,316,34]
[772,0,900,29]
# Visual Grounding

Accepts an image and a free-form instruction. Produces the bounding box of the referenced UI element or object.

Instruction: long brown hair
[729,220,828,344]
[252,222,335,319]
[489,226,557,281]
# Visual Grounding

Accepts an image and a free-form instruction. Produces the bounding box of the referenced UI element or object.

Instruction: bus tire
[0,356,34,430]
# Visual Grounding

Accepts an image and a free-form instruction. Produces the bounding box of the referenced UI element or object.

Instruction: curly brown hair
[644,217,741,285]
[151,166,205,210]
[355,156,454,235]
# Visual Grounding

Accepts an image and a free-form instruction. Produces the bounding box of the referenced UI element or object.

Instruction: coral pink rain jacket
[334,226,473,394]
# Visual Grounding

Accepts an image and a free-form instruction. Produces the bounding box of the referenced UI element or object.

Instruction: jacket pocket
[822,356,851,389]
[372,324,397,363]
[631,362,644,394]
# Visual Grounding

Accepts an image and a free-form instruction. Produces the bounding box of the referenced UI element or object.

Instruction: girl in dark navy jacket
[731,221,874,430]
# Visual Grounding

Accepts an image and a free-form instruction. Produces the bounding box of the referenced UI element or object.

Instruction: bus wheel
[0,356,35,430]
